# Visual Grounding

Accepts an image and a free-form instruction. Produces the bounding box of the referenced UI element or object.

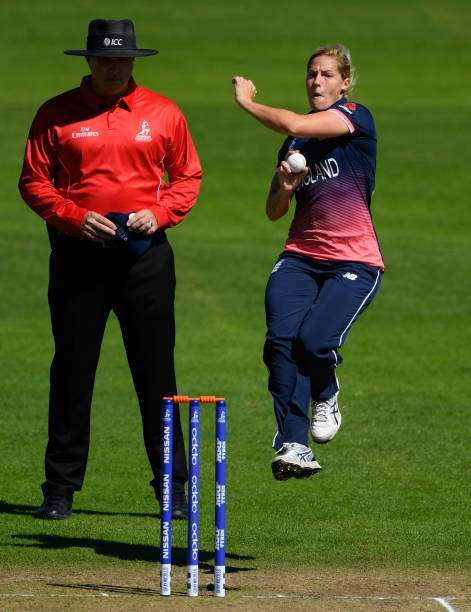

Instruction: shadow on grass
[0,499,156,519]
[10,534,255,572]
[49,582,166,596]
[48,582,240,595]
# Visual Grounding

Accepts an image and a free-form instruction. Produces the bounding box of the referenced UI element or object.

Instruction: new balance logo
[342,272,358,281]
[271,259,285,274]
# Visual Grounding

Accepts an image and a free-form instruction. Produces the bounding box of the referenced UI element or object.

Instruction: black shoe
[36,495,73,520]
[172,486,188,520]
[157,482,188,520]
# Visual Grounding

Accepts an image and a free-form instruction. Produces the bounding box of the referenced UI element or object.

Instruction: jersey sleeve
[150,104,202,230]
[327,101,376,138]
[18,105,88,235]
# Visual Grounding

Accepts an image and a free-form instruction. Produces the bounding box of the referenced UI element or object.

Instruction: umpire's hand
[80,211,116,242]
[126,209,158,235]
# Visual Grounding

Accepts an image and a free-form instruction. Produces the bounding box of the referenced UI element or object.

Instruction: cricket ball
[287,152,307,173]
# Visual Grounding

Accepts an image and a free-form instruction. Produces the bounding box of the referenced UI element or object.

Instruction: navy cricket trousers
[264,253,382,449]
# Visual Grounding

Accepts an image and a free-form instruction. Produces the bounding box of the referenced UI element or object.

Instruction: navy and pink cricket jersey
[277,98,384,269]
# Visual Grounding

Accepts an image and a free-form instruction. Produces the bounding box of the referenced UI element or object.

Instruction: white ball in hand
[287,152,307,173]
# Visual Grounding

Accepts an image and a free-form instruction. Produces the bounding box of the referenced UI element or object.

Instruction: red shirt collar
[79,75,138,111]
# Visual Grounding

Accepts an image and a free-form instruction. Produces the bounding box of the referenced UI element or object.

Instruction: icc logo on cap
[103,37,123,47]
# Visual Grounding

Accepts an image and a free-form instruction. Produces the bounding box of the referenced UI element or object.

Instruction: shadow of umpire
[10,533,255,572]
[0,499,156,519]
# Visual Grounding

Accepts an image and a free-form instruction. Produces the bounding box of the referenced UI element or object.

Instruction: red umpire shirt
[19,76,202,233]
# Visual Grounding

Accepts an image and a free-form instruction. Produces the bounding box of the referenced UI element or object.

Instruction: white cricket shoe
[311,393,342,443]
[271,442,322,480]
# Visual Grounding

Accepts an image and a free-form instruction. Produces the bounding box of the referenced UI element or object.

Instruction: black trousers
[42,235,188,498]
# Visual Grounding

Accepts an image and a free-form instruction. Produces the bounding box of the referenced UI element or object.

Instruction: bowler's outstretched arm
[232,76,349,139]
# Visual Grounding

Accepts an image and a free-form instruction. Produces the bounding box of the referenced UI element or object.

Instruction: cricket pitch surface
[0,568,469,610]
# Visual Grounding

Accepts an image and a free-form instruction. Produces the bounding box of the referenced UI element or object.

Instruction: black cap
[64,19,158,57]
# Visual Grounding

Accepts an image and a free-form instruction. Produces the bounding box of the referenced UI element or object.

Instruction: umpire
[18,19,202,520]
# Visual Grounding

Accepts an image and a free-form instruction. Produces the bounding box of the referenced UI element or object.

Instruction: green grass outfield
[1,0,470,604]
